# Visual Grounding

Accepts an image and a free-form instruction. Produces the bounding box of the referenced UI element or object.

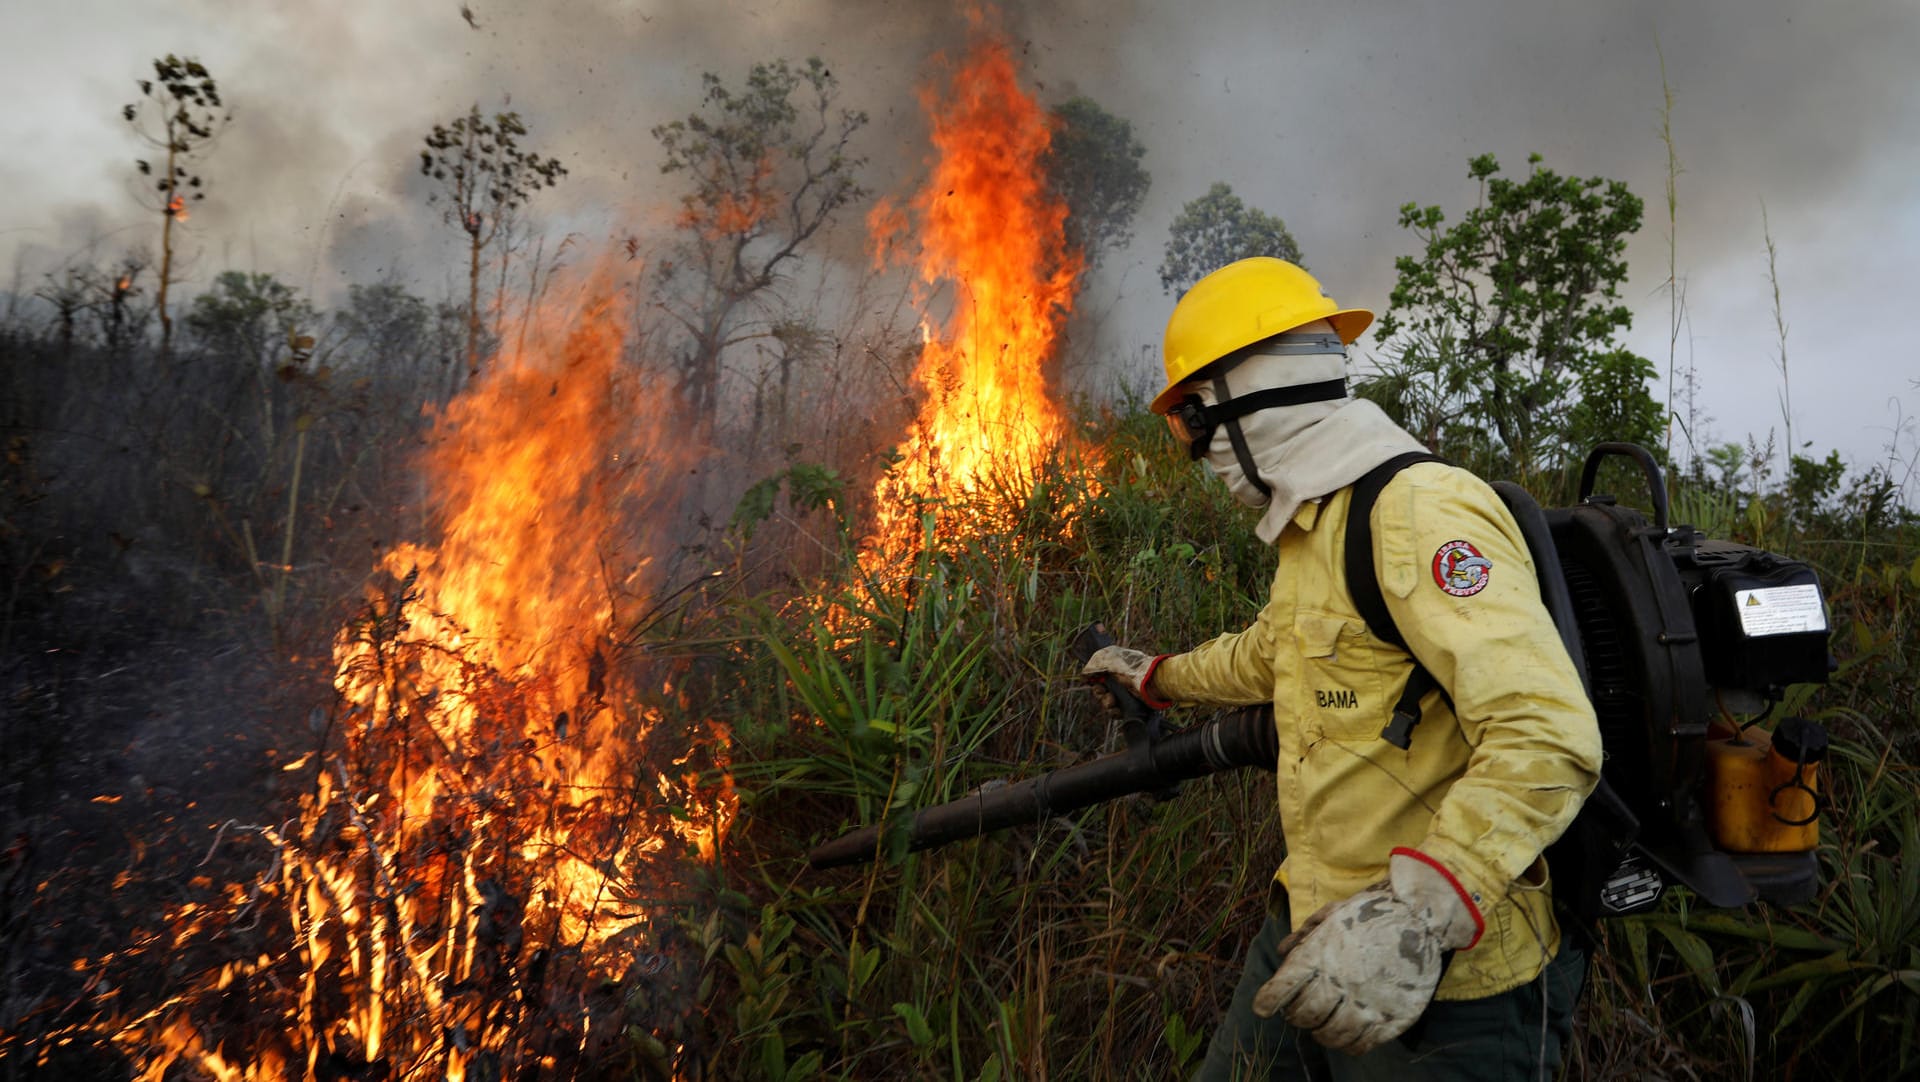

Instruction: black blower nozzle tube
[806,706,1275,869]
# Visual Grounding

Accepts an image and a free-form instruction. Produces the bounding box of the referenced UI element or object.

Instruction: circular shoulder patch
[1431,539,1493,597]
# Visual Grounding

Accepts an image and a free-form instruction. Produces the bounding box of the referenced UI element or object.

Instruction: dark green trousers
[1197,895,1586,1082]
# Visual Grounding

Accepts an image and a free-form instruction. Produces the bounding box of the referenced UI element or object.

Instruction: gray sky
[4,0,1915,488]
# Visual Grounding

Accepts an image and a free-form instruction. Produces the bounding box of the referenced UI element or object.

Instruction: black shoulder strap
[1343,451,1448,749]
[1344,452,1445,648]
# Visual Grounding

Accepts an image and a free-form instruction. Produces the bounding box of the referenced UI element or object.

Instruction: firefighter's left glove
[1252,849,1483,1055]
[1080,645,1174,716]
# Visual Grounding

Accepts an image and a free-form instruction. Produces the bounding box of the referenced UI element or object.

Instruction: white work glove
[1080,645,1173,714]
[1252,849,1484,1055]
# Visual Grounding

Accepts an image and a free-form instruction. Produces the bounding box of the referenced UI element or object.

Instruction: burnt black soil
[2,582,333,1078]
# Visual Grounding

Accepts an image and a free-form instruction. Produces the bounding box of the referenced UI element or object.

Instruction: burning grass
[20,288,736,1080]
[862,14,1091,563]
[8,17,1103,1076]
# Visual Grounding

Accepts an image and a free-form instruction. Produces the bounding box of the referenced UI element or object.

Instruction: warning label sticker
[1735,584,1828,637]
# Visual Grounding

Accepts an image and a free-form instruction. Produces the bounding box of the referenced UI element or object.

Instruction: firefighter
[1084,257,1604,1080]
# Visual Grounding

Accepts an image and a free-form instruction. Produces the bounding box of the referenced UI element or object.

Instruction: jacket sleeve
[1373,468,1604,915]
[1144,579,1283,707]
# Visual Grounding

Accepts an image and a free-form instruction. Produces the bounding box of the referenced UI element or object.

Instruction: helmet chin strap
[1213,370,1273,501]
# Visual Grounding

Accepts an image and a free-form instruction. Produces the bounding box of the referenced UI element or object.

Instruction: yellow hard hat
[1153,257,1374,414]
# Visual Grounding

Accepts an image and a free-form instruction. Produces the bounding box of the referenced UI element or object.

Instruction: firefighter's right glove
[1251,849,1484,1055]
[1080,645,1174,716]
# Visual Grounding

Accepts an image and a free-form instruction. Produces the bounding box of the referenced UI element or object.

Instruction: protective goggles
[1165,378,1349,459]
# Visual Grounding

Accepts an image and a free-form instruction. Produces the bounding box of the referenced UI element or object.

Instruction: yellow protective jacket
[1150,461,1603,1000]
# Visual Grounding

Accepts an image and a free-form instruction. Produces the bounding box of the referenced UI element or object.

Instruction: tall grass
[658,414,1281,1079]
[1656,37,1687,466]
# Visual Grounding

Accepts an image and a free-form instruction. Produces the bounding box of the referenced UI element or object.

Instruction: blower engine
[1523,443,1832,918]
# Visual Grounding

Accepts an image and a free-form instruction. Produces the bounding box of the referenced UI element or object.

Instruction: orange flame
[82,283,734,1080]
[866,15,1084,555]
[317,291,733,1075]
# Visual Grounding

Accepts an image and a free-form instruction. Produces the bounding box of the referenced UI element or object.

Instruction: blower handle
[1579,442,1670,531]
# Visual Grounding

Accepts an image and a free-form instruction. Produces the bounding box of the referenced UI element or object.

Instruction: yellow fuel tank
[1704,717,1827,854]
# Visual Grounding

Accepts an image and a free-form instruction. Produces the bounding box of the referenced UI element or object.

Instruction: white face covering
[1194,325,1429,544]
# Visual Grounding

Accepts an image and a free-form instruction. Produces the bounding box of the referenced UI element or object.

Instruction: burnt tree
[652,57,867,424]
[123,54,228,362]
[420,105,567,380]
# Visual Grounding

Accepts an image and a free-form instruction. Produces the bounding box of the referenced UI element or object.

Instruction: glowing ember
[866,14,1084,556]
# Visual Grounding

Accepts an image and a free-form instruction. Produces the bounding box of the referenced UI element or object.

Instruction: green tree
[332,279,462,383]
[1352,321,1486,455]
[180,272,328,642]
[420,105,567,379]
[185,270,318,373]
[652,57,868,422]
[1043,96,1150,273]
[1563,349,1666,460]
[1158,182,1302,295]
[182,270,321,482]
[334,280,426,356]
[123,54,229,362]
[1370,153,1653,468]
